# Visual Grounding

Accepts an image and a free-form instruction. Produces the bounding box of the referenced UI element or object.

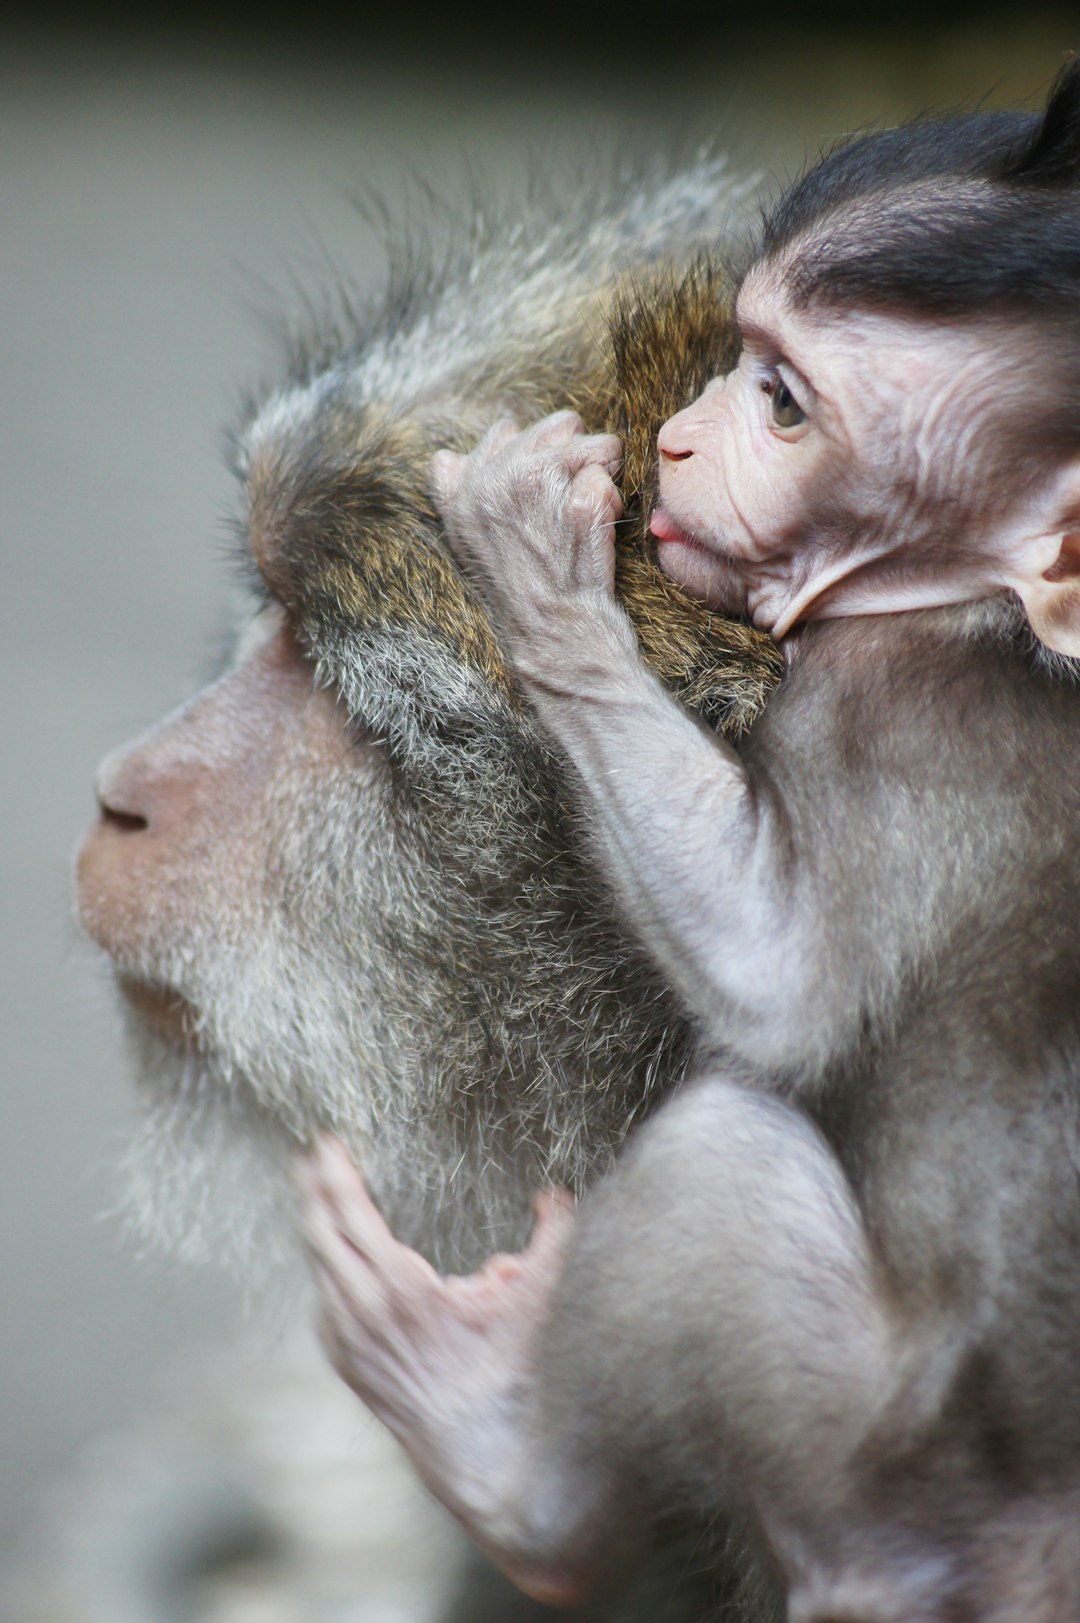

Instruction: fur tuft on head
[1000,55,1080,190]
[759,57,1080,331]
[243,176,782,766]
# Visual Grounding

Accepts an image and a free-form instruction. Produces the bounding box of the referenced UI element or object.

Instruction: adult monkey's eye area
[768,377,806,430]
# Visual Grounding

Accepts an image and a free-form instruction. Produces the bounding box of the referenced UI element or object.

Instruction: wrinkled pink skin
[299,1136,582,1606]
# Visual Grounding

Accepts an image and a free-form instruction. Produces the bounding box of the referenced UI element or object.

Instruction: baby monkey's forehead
[736,271,1020,417]
[733,262,789,339]
[732,263,830,386]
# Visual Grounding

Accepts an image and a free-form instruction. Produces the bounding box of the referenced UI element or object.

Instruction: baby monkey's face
[652,263,1061,639]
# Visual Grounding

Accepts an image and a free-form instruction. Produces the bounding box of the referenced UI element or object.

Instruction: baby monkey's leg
[300,1084,897,1610]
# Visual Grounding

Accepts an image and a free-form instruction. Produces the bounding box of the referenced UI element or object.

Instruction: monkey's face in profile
[79,552,688,1286]
[76,606,425,1283]
[654,255,1080,654]
[651,267,1002,632]
[79,613,365,1053]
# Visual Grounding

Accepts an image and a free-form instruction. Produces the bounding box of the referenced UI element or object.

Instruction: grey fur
[116,154,761,1288]
[411,550,1080,1617]
[77,156,783,1623]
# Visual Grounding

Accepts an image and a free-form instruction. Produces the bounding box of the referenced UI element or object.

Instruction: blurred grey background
[1,10,1074,1616]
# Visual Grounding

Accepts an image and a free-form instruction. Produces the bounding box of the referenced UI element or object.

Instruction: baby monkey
[301,61,1080,1623]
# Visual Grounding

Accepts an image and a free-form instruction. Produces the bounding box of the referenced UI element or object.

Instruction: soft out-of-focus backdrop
[1,10,1074,1617]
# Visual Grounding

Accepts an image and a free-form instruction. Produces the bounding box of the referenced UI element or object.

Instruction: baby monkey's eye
[768,377,806,430]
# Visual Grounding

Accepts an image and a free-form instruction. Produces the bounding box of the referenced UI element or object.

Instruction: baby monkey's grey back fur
[519,601,1080,1622]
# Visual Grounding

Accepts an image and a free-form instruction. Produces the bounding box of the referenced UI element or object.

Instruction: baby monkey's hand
[431,411,623,657]
[298,1137,583,1605]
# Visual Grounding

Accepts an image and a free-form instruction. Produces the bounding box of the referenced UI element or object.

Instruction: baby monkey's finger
[521,410,587,449]
[308,1136,434,1285]
[430,449,466,509]
[526,1189,577,1269]
[474,418,522,459]
[571,463,624,525]
[559,433,623,479]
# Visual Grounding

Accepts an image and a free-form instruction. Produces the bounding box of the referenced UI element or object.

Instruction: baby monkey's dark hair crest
[1002,52,1080,189]
[757,54,1080,335]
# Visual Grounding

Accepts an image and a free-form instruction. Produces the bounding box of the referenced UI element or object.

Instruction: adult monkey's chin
[108,976,554,1292]
[113,1006,312,1298]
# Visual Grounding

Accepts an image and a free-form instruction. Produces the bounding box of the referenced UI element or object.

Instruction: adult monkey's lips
[118,975,199,1047]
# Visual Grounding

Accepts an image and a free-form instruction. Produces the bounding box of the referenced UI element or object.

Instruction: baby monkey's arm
[301,1094,896,1615]
[433,413,793,1035]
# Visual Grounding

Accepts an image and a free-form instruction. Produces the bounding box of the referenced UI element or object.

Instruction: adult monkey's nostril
[97,800,149,834]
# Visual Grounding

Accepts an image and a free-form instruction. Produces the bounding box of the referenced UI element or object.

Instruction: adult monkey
[75,161,783,1620]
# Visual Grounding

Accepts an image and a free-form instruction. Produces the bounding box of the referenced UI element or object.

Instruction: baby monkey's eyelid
[768,374,809,434]
[777,358,816,410]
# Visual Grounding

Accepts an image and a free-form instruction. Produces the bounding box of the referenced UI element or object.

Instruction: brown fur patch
[250,263,782,735]
[604,259,781,733]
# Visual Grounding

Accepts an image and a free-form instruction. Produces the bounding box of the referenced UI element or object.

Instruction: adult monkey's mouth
[118,975,199,1047]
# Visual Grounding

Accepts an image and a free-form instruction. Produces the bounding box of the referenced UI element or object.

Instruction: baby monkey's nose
[657,414,695,462]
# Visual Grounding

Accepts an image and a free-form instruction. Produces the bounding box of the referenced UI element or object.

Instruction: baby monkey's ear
[1010,506,1080,659]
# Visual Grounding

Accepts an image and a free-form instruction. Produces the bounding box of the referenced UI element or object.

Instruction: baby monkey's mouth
[648,506,701,549]
[649,506,751,618]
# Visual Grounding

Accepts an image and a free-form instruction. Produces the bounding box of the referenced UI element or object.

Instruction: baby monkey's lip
[649,506,705,549]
